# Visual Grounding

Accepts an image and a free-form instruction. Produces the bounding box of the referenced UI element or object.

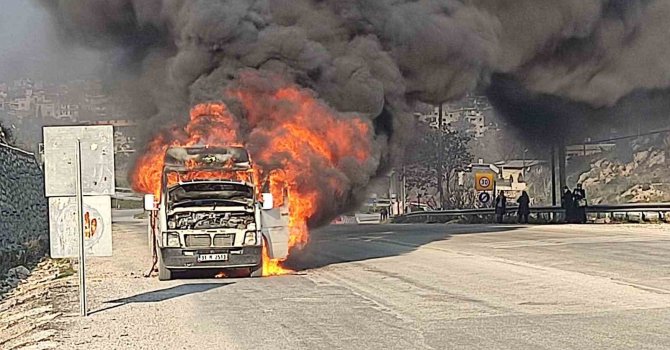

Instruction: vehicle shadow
[284,224,526,272]
[92,282,232,315]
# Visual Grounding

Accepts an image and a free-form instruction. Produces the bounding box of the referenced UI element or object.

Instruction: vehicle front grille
[213,234,234,247]
[185,234,211,247]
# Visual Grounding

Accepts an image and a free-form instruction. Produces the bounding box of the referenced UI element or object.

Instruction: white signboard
[49,196,113,258]
[43,126,115,197]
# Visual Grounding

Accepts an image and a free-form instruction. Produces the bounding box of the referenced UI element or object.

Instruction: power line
[583,128,670,145]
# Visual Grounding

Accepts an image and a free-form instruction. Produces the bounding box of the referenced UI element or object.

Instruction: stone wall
[0,143,48,276]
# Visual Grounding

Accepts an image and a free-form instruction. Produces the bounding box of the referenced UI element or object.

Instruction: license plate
[197,253,228,262]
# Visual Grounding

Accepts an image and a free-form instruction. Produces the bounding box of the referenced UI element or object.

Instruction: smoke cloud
[40,0,670,218]
[0,0,99,81]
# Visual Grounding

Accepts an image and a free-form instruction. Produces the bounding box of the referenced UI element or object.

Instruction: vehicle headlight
[244,231,257,246]
[168,221,176,229]
[163,232,180,247]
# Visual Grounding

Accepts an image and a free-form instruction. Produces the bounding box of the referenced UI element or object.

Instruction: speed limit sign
[475,172,494,191]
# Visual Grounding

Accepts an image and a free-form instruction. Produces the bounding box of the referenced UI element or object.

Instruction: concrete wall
[0,143,48,276]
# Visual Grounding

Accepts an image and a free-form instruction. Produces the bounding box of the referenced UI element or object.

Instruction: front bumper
[161,246,262,269]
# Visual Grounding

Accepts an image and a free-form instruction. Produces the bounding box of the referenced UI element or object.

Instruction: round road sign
[475,172,495,191]
[478,177,491,188]
[478,192,491,204]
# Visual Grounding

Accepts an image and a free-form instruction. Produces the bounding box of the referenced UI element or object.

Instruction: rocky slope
[576,135,670,204]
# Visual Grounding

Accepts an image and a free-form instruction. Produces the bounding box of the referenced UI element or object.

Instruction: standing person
[573,184,587,224]
[517,191,531,224]
[380,207,388,221]
[561,186,575,223]
[494,191,506,224]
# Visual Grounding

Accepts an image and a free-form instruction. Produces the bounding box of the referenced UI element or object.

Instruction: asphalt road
[58,212,670,349]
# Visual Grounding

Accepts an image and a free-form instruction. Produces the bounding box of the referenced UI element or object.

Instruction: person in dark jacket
[517,191,531,224]
[573,184,587,224]
[561,186,575,223]
[494,190,506,224]
[380,207,388,221]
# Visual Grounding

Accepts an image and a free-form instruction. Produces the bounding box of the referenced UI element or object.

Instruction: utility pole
[402,165,407,214]
[558,138,567,192]
[551,145,557,206]
[437,103,445,209]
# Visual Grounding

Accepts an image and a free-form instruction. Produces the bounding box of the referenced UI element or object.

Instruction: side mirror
[144,194,156,211]
[261,193,273,210]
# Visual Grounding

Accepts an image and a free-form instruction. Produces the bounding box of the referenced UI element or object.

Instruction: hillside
[574,134,670,204]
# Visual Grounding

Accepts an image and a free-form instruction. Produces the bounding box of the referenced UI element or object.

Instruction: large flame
[131,76,372,276]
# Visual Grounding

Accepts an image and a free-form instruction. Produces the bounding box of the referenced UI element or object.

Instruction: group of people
[494,190,531,224]
[493,185,587,224]
[561,184,587,224]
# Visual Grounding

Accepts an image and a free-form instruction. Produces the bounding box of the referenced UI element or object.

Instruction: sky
[0,0,100,82]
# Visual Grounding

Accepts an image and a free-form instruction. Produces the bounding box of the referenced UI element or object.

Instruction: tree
[403,123,473,209]
[470,125,528,163]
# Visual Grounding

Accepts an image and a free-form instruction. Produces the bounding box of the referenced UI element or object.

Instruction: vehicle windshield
[168,181,254,204]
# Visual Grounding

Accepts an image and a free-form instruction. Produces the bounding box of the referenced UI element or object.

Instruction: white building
[416,96,492,138]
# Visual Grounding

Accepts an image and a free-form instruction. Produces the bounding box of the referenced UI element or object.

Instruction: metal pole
[75,139,87,317]
[402,165,407,214]
[492,179,497,209]
[558,140,567,193]
[551,145,557,206]
[437,104,444,209]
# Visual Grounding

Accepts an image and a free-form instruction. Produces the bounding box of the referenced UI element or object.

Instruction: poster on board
[49,196,113,258]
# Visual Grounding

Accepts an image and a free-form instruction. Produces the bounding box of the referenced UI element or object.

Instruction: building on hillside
[416,95,493,138]
[36,101,56,119]
[90,120,139,154]
[494,160,546,190]
[54,103,79,122]
[7,94,31,112]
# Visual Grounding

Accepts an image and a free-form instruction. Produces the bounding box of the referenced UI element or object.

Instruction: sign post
[43,125,115,317]
[75,139,87,316]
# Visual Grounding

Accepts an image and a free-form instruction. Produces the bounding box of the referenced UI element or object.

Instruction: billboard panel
[49,196,113,258]
[43,125,115,197]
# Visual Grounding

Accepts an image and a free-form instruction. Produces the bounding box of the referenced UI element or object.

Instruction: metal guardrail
[115,187,134,193]
[112,187,142,202]
[355,213,382,224]
[395,203,670,223]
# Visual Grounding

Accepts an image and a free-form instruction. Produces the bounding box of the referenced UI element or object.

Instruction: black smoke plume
[41,0,670,216]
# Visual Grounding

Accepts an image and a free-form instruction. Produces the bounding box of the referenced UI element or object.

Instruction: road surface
[56,211,670,349]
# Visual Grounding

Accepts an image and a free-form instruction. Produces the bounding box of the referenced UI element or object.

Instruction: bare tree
[403,123,473,209]
[470,126,528,163]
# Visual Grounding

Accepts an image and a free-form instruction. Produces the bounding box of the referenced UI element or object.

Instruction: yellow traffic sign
[475,172,494,191]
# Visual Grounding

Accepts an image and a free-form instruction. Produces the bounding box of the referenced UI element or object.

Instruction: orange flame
[132,103,241,197]
[131,75,372,276]
[262,243,293,276]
